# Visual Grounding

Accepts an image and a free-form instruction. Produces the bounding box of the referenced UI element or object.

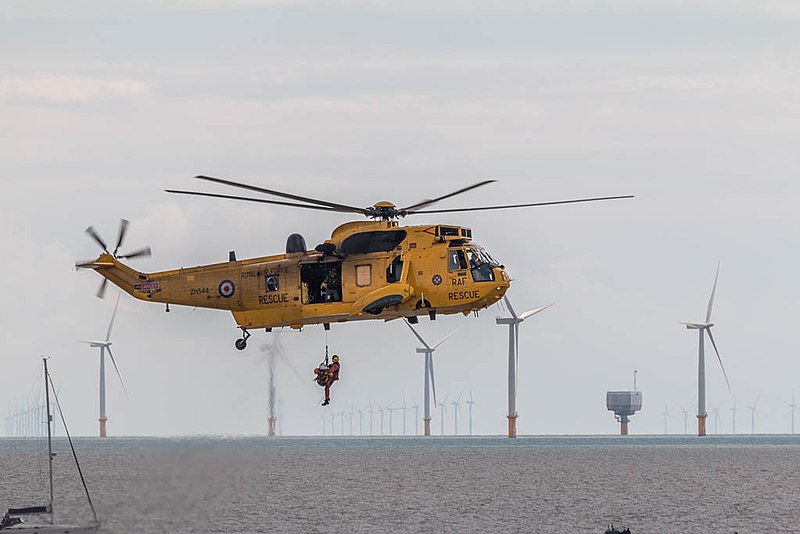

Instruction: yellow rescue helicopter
[78,176,631,350]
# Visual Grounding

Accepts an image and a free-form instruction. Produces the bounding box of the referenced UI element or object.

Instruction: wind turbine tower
[731,401,737,434]
[606,370,643,435]
[682,263,731,436]
[404,320,456,436]
[662,402,670,435]
[465,390,475,436]
[790,392,797,434]
[81,293,128,437]
[748,398,759,435]
[451,394,462,436]
[496,296,552,438]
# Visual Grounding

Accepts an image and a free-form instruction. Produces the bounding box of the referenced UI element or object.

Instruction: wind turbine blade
[514,322,520,394]
[106,293,121,342]
[433,328,459,349]
[706,328,731,392]
[96,278,108,299]
[706,262,720,323]
[753,396,760,409]
[503,296,518,320]
[404,319,431,349]
[519,302,554,321]
[105,347,129,400]
[428,355,437,407]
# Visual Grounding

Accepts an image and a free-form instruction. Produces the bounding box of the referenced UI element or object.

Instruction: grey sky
[1,1,799,436]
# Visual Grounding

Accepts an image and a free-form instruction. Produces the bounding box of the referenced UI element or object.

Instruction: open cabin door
[300,261,343,304]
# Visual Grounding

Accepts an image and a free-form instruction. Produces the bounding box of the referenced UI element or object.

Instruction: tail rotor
[82,218,152,298]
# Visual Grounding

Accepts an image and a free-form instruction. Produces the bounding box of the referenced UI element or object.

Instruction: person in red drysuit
[321,355,340,406]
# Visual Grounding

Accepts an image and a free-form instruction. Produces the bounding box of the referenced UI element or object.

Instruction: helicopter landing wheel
[416,298,431,310]
[235,327,251,351]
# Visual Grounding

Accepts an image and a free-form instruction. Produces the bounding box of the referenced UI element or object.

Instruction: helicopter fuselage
[82,220,510,330]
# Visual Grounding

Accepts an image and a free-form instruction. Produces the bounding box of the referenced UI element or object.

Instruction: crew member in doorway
[321,355,340,406]
[321,269,340,302]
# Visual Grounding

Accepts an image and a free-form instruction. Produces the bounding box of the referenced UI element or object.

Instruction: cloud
[0,75,153,103]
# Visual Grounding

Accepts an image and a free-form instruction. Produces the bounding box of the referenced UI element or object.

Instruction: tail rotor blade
[85,226,108,253]
[96,278,108,299]
[105,293,121,341]
[706,328,731,392]
[113,219,129,257]
[118,246,152,260]
[105,347,129,400]
[706,262,720,323]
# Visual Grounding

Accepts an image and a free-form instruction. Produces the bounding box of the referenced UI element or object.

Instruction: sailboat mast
[43,357,54,523]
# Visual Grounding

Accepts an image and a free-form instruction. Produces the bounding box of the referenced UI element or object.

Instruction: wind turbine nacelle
[684,322,712,330]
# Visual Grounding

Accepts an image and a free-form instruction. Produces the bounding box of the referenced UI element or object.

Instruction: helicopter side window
[386,256,403,283]
[265,275,279,292]
[356,264,372,287]
[448,250,468,271]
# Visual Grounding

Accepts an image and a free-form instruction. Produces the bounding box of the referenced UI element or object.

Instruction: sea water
[1,435,799,533]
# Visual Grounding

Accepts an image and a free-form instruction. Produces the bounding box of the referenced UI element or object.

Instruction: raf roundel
[218,279,236,298]
[432,274,443,286]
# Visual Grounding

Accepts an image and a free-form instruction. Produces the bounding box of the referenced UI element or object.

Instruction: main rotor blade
[401,180,497,212]
[96,278,108,299]
[503,296,518,320]
[520,303,554,321]
[194,175,366,214]
[706,262,720,323]
[406,195,635,214]
[117,246,152,260]
[404,319,431,350]
[106,293,120,342]
[706,328,731,392]
[113,219,129,257]
[165,189,350,213]
[105,347,129,400]
[85,226,109,253]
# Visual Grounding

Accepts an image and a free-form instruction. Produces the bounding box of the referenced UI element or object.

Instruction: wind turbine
[412,401,420,435]
[368,402,375,436]
[401,396,408,436]
[710,402,724,434]
[662,402,670,435]
[404,320,457,436]
[682,263,731,436]
[496,296,553,438]
[731,400,737,434]
[438,396,448,435]
[748,397,759,435]
[81,293,128,437]
[465,390,476,436]
[357,407,364,436]
[377,403,385,435]
[451,394,463,436]
[790,392,797,434]
[680,406,691,434]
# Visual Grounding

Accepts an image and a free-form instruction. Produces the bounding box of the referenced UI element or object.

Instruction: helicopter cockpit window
[265,275,280,292]
[341,230,407,255]
[448,249,468,271]
[386,255,403,283]
[467,247,496,282]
